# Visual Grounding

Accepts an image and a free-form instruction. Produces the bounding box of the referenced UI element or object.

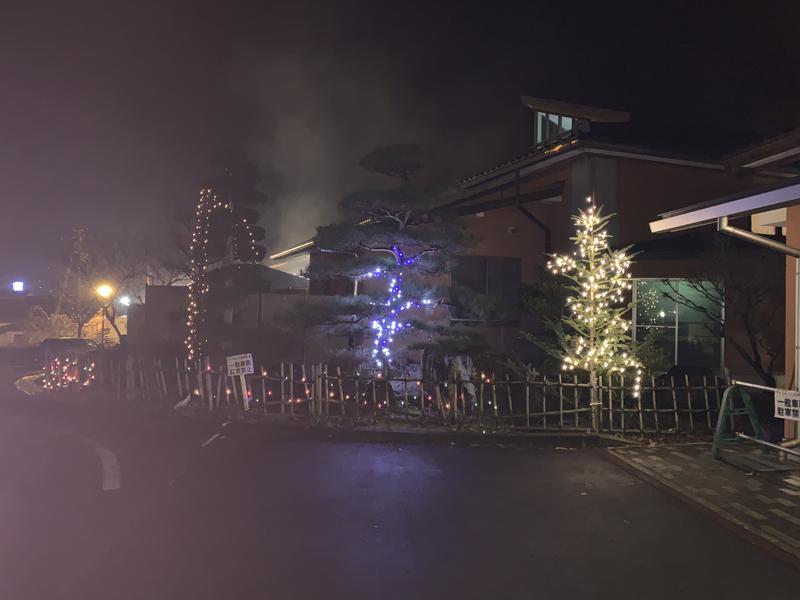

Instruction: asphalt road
[0,363,797,599]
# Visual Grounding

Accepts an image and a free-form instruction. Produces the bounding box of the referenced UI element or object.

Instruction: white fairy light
[547,197,643,397]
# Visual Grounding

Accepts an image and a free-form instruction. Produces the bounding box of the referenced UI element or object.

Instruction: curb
[225,419,633,449]
[606,447,800,571]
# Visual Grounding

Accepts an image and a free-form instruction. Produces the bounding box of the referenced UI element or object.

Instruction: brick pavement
[609,442,800,566]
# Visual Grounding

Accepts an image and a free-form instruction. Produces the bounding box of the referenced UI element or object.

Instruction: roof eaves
[460,138,581,187]
[268,239,316,260]
[650,176,800,233]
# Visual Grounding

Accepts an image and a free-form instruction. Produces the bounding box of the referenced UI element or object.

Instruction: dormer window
[534,112,575,147]
[522,96,630,152]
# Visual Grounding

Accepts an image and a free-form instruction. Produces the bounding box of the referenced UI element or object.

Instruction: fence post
[479,378,485,419]
[261,366,268,416]
[204,357,213,410]
[195,359,205,407]
[526,375,531,428]
[419,378,424,422]
[637,375,644,433]
[651,375,660,433]
[175,357,183,400]
[324,364,330,419]
[402,372,409,420]
[451,369,458,424]
[354,373,360,422]
[215,367,223,409]
[231,370,240,407]
[384,367,390,425]
[505,374,513,427]
[683,374,694,433]
[289,363,295,417]
[337,366,346,417]
[301,364,311,417]
[542,375,548,430]
[670,376,680,432]
[280,363,286,416]
[491,373,498,427]
[573,374,579,429]
[371,373,377,422]
[702,376,712,430]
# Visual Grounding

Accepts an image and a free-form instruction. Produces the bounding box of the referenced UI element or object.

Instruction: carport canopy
[649,176,800,233]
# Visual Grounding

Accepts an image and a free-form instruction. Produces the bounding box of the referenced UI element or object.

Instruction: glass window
[547,113,559,140]
[452,256,485,295]
[535,112,575,147]
[452,256,521,322]
[633,279,722,372]
[635,280,676,326]
[535,112,546,145]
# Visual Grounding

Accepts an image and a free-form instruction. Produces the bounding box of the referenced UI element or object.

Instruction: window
[533,112,575,148]
[452,256,522,322]
[633,279,722,372]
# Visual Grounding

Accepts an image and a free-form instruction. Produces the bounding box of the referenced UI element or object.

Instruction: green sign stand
[711,385,766,460]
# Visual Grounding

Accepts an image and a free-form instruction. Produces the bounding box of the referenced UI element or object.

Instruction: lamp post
[95,283,114,346]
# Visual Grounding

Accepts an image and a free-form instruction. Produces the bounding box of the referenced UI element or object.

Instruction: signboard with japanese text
[774,388,800,421]
[226,353,254,377]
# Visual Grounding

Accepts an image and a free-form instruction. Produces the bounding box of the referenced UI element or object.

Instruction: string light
[548,196,642,397]
[42,357,95,390]
[368,245,432,369]
[185,186,261,360]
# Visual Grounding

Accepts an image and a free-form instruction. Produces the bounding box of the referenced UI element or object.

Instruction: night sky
[2,1,799,289]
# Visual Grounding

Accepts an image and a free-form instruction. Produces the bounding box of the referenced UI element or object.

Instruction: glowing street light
[119,295,131,307]
[94,283,114,347]
[95,283,114,300]
[11,281,24,292]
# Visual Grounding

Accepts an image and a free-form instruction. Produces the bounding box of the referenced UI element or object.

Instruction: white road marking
[80,436,122,491]
[201,432,223,448]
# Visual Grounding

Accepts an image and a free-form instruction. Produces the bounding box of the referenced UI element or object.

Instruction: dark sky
[2,1,799,289]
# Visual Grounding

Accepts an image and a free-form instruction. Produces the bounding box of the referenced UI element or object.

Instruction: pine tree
[309,144,465,372]
[548,197,641,429]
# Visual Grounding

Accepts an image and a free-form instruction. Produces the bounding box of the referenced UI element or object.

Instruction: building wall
[459,155,775,286]
[615,159,772,246]
[785,204,800,439]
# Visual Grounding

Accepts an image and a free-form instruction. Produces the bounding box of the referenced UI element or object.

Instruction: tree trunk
[590,369,599,432]
[105,307,123,342]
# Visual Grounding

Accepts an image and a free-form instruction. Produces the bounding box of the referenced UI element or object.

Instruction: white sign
[774,389,800,421]
[226,353,254,377]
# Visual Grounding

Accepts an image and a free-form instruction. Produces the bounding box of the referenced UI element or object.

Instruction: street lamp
[95,283,114,346]
[96,284,113,300]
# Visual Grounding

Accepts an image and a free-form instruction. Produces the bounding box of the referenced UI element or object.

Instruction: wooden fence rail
[89,355,730,435]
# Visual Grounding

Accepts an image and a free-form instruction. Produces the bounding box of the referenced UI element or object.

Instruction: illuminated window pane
[635,280,675,326]
[535,112,545,144]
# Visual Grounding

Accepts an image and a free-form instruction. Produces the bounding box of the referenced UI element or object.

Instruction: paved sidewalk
[609,443,800,566]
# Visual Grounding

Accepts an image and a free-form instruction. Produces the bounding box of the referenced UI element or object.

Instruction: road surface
[0,362,797,599]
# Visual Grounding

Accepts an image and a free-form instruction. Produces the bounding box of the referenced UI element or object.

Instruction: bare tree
[664,236,783,387]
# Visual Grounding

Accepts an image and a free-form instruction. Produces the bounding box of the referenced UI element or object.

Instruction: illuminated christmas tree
[548,197,641,430]
[185,167,267,361]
